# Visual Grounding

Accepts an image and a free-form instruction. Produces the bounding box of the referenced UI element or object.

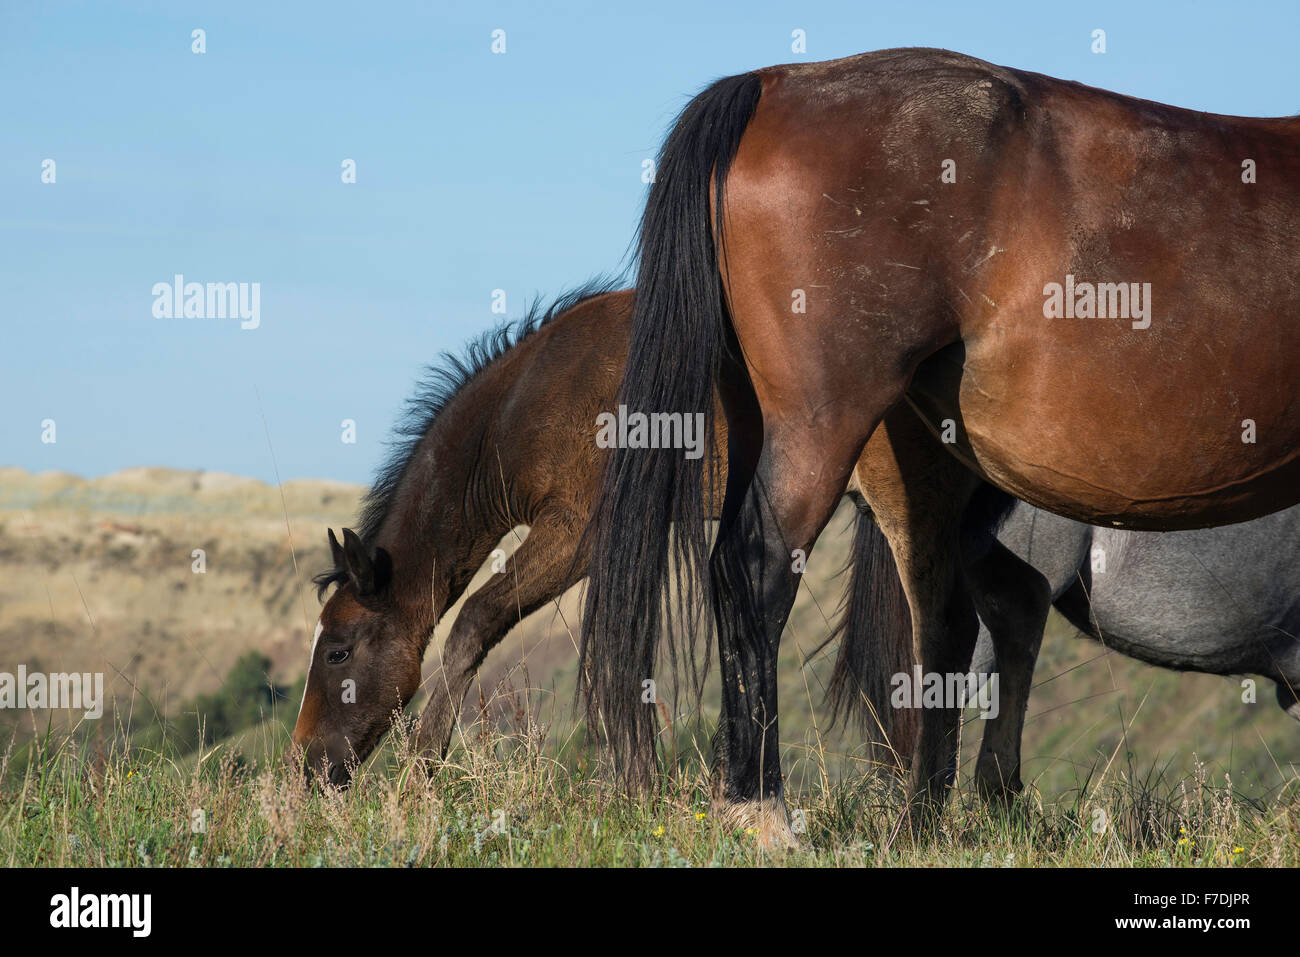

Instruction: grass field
[4,713,1296,867]
[1,467,1297,866]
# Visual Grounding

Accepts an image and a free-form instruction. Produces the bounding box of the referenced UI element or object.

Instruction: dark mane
[313,277,623,598]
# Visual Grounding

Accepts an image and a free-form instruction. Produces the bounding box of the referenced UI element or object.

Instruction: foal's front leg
[413,512,585,759]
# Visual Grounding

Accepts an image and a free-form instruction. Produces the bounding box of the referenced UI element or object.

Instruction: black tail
[577,72,763,788]
[826,500,919,774]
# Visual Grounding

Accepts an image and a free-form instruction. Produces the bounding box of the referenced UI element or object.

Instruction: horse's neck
[377,409,510,645]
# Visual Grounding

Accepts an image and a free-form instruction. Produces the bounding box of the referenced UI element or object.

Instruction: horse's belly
[906,336,1300,531]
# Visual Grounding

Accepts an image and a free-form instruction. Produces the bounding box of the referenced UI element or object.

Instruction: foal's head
[292,528,424,787]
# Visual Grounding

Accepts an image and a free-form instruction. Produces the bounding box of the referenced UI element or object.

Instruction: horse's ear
[327,528,346,569]
[371,546,393,595]
[340,528,391,598]
[340,528,373,594]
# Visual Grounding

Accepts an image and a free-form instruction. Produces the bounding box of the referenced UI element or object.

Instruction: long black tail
[577,72,763,788]
[826,500,919,774]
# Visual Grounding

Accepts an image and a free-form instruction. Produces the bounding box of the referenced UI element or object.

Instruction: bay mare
[580,47,1300,842]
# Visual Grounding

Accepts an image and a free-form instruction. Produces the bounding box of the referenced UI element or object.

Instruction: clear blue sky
[3,0,1297,485]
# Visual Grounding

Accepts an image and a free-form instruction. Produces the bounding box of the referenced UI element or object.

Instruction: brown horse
[291,285,915,786]
[580,47,1300,840]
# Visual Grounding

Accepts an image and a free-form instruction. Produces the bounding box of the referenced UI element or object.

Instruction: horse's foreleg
[964,538,1051,801]
[413,511,585,759]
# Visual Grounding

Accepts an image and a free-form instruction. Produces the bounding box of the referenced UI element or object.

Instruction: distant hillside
[0,466,1294,799]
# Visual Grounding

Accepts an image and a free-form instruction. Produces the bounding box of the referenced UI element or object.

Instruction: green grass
[2,585,1295,867]
[3,707,1295,868]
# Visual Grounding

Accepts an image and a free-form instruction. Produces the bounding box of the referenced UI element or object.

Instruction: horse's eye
[325,649,350,665]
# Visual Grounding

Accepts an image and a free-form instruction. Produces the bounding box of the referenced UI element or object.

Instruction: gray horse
[963,500,1300,797]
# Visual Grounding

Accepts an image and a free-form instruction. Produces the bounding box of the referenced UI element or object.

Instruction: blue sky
[3,0,1297,485]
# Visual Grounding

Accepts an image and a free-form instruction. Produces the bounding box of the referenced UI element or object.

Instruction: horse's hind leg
[963,535,1051,801]
[413,510,585,759]
[710,414,867,848]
